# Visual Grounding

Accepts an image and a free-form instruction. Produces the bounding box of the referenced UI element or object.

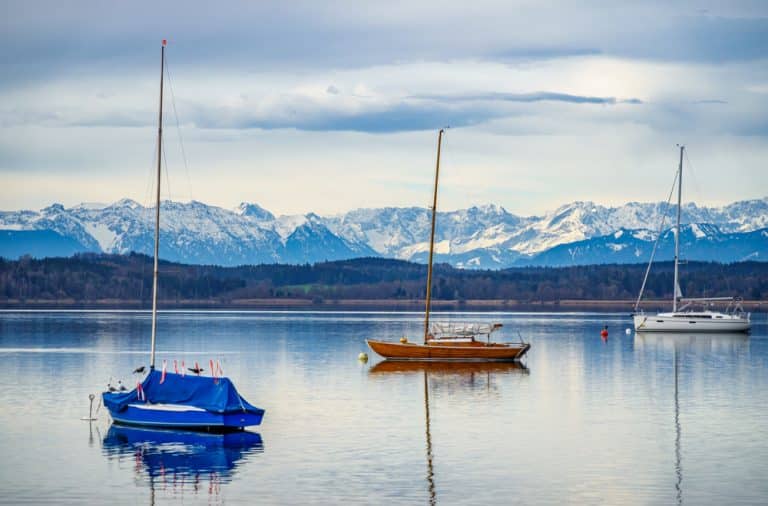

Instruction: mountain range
[1,197,766,268]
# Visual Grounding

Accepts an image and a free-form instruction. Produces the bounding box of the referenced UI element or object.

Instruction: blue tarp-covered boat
[103,370,265,430]
[101,41,264,432]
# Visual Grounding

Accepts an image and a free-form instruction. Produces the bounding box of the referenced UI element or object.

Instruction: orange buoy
[600,326,608,338]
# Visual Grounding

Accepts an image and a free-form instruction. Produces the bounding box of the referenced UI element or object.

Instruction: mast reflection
[635,331,748,505]
[370,361,529,505]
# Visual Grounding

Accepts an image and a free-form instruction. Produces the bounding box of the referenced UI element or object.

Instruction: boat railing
[429,322,503,339]
[677,296,746,315]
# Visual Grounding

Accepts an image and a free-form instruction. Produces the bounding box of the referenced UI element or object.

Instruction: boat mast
[423,128,444,344]
[672,145,683,312]
[150,39,166,369]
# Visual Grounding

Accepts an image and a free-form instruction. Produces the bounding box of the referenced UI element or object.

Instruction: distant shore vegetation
[1,253,765,310]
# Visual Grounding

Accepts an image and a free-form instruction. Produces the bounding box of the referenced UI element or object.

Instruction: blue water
[0,311,766,505]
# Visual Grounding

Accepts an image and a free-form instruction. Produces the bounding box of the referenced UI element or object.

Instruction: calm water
[0,310,766,505]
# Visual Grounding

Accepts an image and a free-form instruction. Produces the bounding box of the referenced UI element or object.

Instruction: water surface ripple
[0,311,766,505]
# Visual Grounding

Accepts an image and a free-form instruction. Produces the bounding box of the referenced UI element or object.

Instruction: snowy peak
[236,202,275,222]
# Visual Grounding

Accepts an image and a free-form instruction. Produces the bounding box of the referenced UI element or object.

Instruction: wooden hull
[366,339,529,361]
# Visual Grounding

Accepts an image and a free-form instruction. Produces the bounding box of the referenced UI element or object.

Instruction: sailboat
[102,40,265,430]
[366,129,530,361]
[632,146,751,333]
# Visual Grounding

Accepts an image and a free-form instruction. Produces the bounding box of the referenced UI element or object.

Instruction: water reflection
[101,425,263,500]
[370,361,529,505]
[633,332,749,505]
[634,332,749,352]
[370,361,528,395]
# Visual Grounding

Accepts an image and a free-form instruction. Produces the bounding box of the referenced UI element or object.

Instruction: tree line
[1,253,766,304]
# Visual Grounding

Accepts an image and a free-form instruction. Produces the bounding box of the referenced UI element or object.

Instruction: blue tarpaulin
[103,369,263,415]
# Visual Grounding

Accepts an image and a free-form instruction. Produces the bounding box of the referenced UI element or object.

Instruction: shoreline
[2,298,765,313]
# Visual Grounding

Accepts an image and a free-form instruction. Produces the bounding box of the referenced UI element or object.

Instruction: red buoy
[600,326,608,338]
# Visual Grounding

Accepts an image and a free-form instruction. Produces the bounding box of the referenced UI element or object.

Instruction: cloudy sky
[1,0,767,216]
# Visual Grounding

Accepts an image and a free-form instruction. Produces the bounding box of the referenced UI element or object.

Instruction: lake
[0,310,766,505]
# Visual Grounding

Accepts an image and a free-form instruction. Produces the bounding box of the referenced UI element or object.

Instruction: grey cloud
[2,2,767,92]
[190,102,498,134]
[412,92,643,106]
[171,91,642,134]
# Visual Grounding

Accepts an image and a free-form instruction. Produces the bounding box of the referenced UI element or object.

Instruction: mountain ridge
[1,196,766,268]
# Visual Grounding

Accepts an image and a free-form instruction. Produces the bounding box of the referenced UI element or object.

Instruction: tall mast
[672,145,683,312]
[150,39,166,369]
[423,128,444,344]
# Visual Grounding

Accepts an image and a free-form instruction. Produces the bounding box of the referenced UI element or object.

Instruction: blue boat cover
[103,369,263,415]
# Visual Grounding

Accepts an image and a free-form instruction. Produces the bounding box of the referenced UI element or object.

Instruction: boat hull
[366,339,529,361]
[105,402,264,430]
[633,314,751,333]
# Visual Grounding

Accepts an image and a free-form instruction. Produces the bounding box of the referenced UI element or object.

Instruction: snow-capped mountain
[1,197,766,268]
[519,224,768,267]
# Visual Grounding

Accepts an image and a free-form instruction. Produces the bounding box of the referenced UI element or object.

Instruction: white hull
[633,313,750,333]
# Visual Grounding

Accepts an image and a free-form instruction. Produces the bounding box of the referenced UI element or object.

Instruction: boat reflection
[634,331,749,352]
[102,424,263,499]
[633,331,748,505]
[369,361,528,505]
[369,360,529,375]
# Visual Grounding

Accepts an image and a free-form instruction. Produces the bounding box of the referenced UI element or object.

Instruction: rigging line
[634,169,680,312]
[162,137,173,204]
[139,129,160,308]
[683,148,704,212]
[163,53,194,203]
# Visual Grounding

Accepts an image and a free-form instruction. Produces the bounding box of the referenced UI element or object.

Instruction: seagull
[117,380,127,392]
[188,366,204,375]
[132,366,146,375]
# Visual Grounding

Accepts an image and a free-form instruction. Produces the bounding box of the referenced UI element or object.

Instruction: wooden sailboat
[102,40,264,430]
[367,129,530,361]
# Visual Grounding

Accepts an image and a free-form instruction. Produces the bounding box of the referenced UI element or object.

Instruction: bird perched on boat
[132,365,146,375]
[117,380,127,392]
[107,382,118,393]
[188,365,204,375]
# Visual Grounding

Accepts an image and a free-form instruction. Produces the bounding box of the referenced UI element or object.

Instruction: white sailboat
[632,146,751,333]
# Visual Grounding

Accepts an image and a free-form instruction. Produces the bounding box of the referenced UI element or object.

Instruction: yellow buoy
[358,352,368,362]
[400,336,408,343]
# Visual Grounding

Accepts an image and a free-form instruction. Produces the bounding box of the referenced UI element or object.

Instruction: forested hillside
[1,253,765,305]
